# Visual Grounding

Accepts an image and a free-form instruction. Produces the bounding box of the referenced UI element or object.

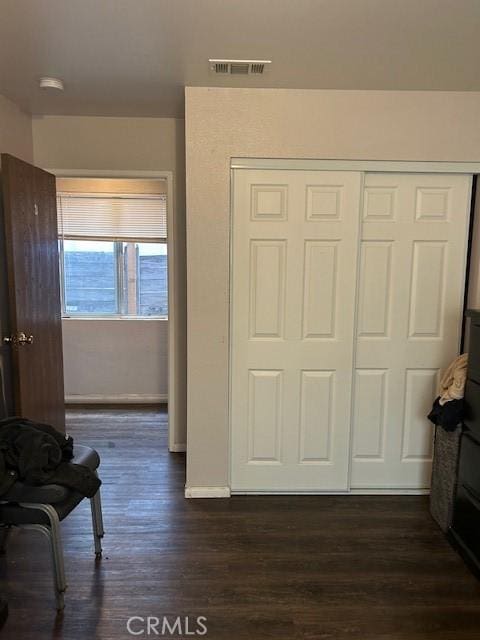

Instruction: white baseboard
[185,486,231,499]
[169,443,186,453]
[349,488,430,495]
[65,393,168,404]
[231,488,430,495]
[185,486,427,498]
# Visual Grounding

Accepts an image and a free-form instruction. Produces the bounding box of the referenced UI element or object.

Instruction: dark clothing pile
[428,397,464,432]
[0,417,100,498]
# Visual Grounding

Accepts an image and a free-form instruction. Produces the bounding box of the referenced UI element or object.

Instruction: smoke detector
[39,77,64,91]
[209,59,271,75]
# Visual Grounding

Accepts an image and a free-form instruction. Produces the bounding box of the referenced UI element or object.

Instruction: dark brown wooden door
[1,154,65,432]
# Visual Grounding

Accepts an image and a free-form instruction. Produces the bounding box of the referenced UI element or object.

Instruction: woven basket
[430,425,462,532]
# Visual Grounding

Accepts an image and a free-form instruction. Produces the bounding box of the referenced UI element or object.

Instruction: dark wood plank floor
[1,408,479,639]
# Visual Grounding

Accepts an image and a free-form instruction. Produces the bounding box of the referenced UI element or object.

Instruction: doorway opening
[55,174,176,449]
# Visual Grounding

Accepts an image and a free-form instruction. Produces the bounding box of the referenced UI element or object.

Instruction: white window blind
[57,192,167,240]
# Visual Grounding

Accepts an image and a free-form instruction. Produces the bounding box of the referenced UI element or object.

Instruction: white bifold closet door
[231,168,471,493]
[351,173,471,489]
[231,170,362,492]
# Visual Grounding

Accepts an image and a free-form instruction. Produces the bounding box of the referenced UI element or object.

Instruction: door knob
[3,332,34,346]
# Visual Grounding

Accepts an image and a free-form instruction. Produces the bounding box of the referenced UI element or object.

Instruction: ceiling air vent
[209,59,271,75]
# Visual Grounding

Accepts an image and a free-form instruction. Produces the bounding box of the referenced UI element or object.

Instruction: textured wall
[185,87,480,489]
[63,319,168,402]
[0,94,33,163]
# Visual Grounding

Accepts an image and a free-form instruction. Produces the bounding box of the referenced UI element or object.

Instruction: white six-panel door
[351,173,471,489]
[231,170,362,491]
[230,168,471,493]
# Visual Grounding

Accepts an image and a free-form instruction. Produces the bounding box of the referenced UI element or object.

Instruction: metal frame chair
[0,447,104,610]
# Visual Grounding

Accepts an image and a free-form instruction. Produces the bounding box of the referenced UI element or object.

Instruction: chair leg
[21,504,67,611]
[90,486,104,558]
[0,525,11,554]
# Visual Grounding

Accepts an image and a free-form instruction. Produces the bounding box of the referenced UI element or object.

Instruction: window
[58,190,168,318]
[130,242,168,316]
[64,240,117,314]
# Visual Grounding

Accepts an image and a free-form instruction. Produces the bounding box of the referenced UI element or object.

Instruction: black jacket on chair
[0,417,100,498]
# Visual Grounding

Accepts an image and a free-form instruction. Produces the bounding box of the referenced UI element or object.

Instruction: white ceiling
[1,0,480,118]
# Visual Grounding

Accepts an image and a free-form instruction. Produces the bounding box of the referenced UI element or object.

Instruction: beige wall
[0,94,33,163]
[33,115,187,445]
[63,319,168,402]
[185,87,480,489]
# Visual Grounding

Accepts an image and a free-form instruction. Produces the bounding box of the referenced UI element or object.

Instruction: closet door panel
[352,369,388,460]
[352,173,471,489]
[302,241,338,339]
[357,241,393,338]
[231,170,362,492]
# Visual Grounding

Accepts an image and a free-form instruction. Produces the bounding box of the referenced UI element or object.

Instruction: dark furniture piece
[449,309,480,576]
[0,445,104,610]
